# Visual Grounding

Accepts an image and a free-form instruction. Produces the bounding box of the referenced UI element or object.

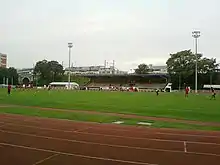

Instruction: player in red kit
[8,84,11,95]
[185,86,189,97]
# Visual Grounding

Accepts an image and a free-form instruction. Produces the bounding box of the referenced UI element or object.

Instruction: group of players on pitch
[6,83,217,100]
[184,86,216,99]
[155,86,216,100]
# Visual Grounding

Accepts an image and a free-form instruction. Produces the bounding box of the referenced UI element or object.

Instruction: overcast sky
[1,0,220,71]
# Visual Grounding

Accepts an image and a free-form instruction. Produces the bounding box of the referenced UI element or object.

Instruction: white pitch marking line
[0,142,158,165]
[184,141,187,153]
[2,123,220,146]
[32,153,59,165]
[1,129,220,157]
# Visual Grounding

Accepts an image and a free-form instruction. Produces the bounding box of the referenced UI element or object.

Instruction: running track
[0,114,220,165]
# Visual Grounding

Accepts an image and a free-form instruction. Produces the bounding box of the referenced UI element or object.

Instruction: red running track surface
[0,113,220,165]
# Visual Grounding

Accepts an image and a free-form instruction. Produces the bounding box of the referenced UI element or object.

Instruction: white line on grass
[0,142,158,165]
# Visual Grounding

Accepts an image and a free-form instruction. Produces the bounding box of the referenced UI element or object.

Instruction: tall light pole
[68,42,73,89]
[192,30,201,93]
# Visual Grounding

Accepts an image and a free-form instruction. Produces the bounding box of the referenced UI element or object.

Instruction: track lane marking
[184,142,187,153]
[0,129,182,151]
[32,153,59,165]
[0,129,219,157]
[1,115,220,138]
[1,118,219,138]
[0,142,158,165]
[85,127,220,138]
[1,123,220,146]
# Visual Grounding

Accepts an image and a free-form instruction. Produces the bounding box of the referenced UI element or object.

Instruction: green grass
[0,106,119,123]
[0,89,220,122]
[0,106,220,131]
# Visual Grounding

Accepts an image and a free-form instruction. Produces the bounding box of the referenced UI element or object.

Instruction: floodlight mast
[68,42,73,89]
[192,31,201,93]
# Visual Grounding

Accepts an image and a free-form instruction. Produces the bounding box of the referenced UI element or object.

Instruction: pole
[179,74,181,91]
[192,30,200,93]
[12,77,13,85]
[68,43,73,90]
[36,75,38,87]
[195,37,198,93]
[113,60,115,74]
[68,46,71,89]
[33,64,35,88]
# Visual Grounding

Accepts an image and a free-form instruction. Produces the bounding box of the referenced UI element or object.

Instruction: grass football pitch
[0,89,219,130]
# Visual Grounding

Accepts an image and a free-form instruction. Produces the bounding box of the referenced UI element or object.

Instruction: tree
[48,61,64,82]
[34,60,64,85]
[166,50,219,89]
[135,64,150,74]
[0,67,8,84]
[8,67,19,85]
[0,67,18,85]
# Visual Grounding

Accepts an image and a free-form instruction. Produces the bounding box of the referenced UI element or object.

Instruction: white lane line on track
[0,124,6,128]
[184,142,187,153]
[1,115,220,136]
[86,127,220,138]
[0,129,220,157]
[1,122,220,146]
[0,142,158,165]
[79,129,220,140]
[3,117,220,138]
[0,129,179,151]
[74,127,92,133]
[32,153,59,165]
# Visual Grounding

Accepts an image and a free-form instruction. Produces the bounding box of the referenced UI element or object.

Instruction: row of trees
[0,59,89,86]
[33,60,90,86]
[135,50,219,89]
[0,67,18,85]
[1,49,218,88]
[34,60,64,85]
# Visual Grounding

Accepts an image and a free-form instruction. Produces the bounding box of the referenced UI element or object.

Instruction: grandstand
[84,74,169,91]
